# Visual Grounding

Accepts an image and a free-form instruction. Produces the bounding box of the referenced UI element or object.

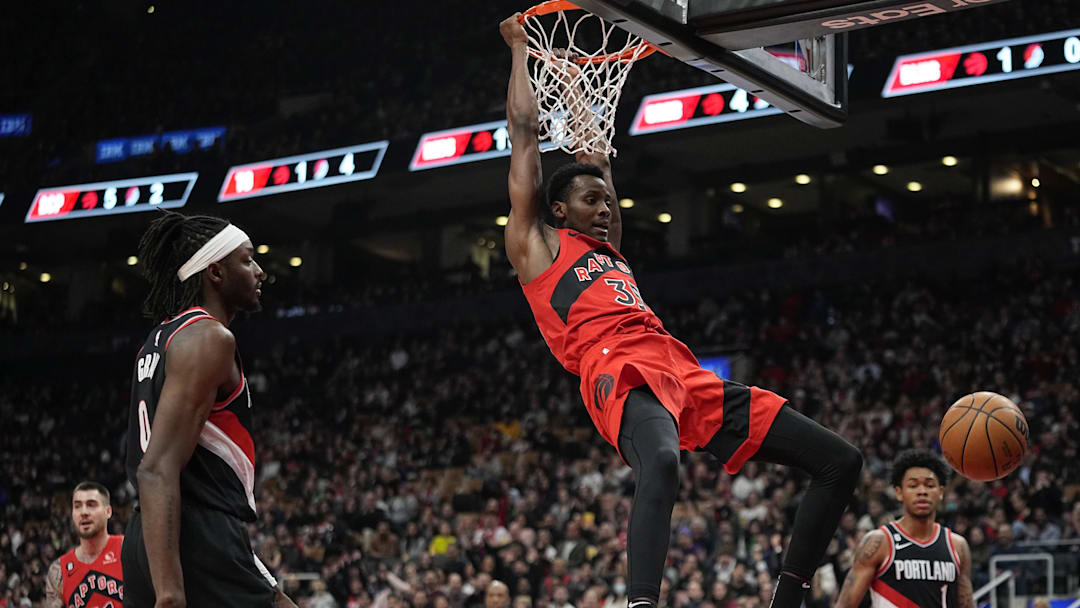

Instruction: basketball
[939,392,1029,482]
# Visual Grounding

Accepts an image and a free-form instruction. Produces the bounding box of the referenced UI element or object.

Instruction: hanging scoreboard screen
[409,120,561,171]
[25,173,198,223]
[629,83,782,135]
[218,141,389,202]
[883,28,1080,97]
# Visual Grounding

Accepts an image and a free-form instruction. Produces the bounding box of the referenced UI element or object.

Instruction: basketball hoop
[519,1,657,156]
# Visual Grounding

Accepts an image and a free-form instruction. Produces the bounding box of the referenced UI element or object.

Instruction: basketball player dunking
[500,14,863,608]
[121,211,295,608]
[834,449,974,608]
[45,482,124,608]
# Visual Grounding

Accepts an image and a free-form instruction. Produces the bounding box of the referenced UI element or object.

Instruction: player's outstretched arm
[44,558,63,608]
[501,14,553,284]
[136,321,235,608]
[953,533,976,608]
[834,529,888,608]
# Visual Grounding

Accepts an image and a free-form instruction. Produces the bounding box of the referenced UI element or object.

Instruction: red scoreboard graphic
[883,29,1080,97]
[25,173,198,223]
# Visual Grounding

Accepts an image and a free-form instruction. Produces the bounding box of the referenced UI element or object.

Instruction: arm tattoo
[956,537,975,608]
[44,559,63,608]
[857,533,884,563]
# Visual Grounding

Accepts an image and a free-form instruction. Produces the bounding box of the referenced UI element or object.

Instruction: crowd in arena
[2,246,1079,607]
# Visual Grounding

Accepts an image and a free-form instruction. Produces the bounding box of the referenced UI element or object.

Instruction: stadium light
[39,273,51,283]
[795,174,811,185]
[1031,178,1041,188]
[907,181,923,192]
[767,198,783,209]
[126,256,138,266]
[873,165,889,175]
[495,216,509,226]
[730,182,747,193]
[619,198,634,208]
[257,244,270,254]
[731,204,744,213]
[942,156,958,167]
[289,257,303,267]
[657,213,672,223]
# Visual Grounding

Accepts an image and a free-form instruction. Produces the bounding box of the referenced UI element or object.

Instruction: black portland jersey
[126,306,257,521]
[871,522,961,608]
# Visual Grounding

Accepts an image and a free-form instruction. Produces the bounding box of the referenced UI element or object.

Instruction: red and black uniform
[521,228,785,472]
[59,536,124,608]
[122,306,275,608]
[871,522,961,608]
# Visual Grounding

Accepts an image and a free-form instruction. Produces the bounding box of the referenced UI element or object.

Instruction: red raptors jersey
[60,535,124,608]
[521,229,663,374]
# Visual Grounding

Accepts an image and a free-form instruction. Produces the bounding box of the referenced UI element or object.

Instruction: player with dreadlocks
[121,210,295,608]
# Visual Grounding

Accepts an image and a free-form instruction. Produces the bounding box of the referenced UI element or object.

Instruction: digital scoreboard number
[883,28,1080,97]
[409,120,561,171]
[629,83,782,135]
[218,141,388,202]
[25,173,198,223]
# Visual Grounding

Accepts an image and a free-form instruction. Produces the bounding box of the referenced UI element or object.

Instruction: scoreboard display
[25,173,198,223]
[883,28,1080,97]
[629,83,782,135]
[410,120,560,171]
[218,141,388,202]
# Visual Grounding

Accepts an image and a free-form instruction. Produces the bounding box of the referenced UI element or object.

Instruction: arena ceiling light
[731,204,744,213]
[873,165,889,175]
[289,257,303,267]
[18,262,27,271]
[942,156,959,167]
[495,216,509,226]
[907,181,923,192]
[767,198,784,209]
[619,198,634,208]
[1031,178,1041,188]
[257,244,270,254]
[795,174,811,185]
[126,256,138,266]
[39,272,51,283]
[730,182,747,193]
[657,213,672,223]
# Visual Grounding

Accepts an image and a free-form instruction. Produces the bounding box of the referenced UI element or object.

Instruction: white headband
[176,224,251,282]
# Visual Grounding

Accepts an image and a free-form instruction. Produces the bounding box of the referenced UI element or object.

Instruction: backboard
[572,0,1011,128]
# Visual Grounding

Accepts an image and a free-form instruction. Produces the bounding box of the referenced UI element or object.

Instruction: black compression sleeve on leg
[617,389,681,606]
[749,406,862,608]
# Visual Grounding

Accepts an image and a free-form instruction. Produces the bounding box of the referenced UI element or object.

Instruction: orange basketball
[939,392,1029,482]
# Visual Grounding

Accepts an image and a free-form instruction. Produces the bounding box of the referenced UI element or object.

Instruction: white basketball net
[522,6,653,157]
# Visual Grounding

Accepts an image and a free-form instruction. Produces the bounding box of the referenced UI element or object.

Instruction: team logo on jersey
[102,551,117,565]
[66,562,74,575]
[594,374,614,410]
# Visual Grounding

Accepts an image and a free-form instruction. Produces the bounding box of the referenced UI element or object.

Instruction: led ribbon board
[409,120,562,171]
[629,83,782,135]
[883,28,1080,97]
[25,173,198,223]
[0,114,31,137]
[218,141,388,202]
[96,126,226,163]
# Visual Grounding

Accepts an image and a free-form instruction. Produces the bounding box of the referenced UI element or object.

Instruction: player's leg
[745,405,862,608]
[617,388,681,608]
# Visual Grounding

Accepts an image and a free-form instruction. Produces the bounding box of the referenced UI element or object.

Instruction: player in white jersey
[834,449,974,608]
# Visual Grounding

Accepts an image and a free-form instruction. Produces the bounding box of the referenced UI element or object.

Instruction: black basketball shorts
[122,502,275,608]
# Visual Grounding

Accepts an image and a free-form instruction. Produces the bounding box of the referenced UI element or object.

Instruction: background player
[500,14,862,608]
[834,449,974,608]
[121,211,295,608]
[44,481,125,608]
